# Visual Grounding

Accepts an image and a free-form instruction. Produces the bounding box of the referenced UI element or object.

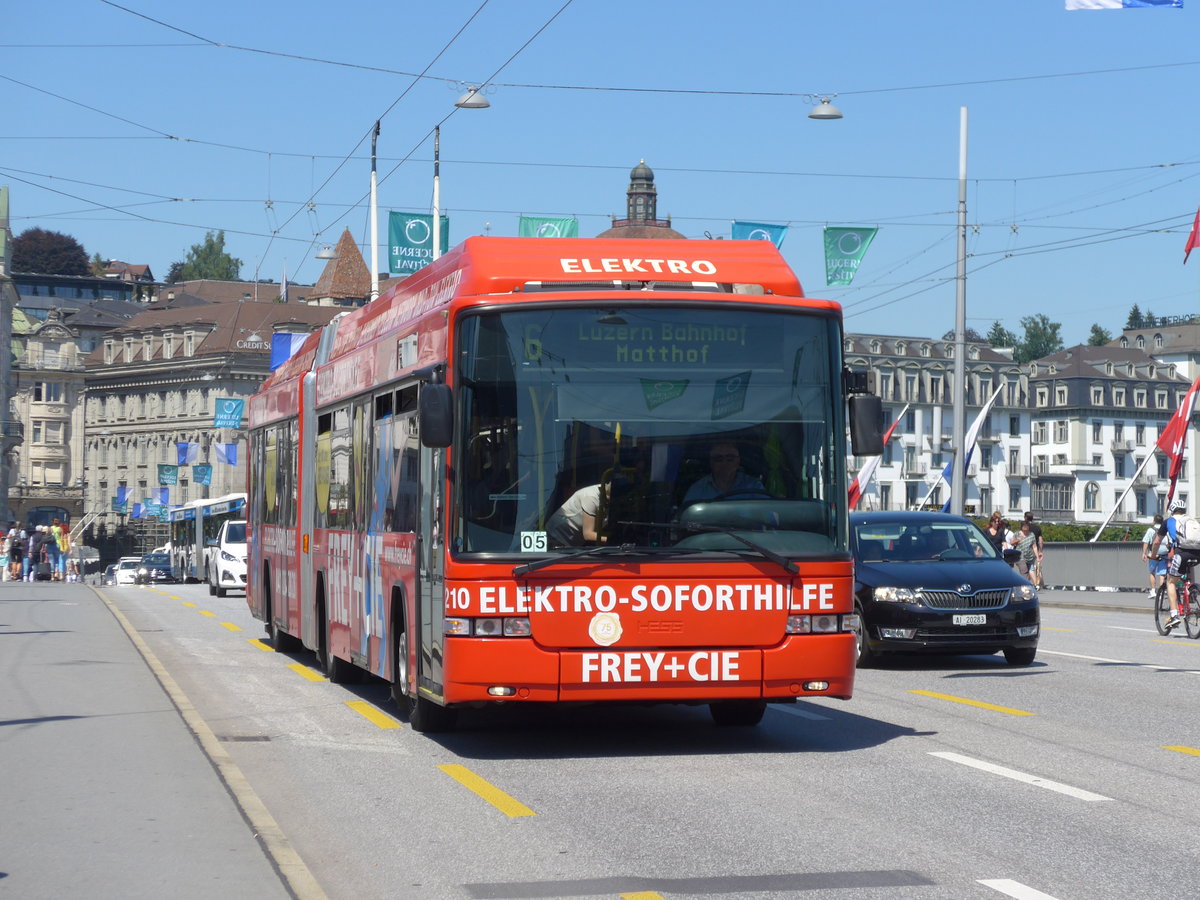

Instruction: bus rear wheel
[709,699,766,727]
[391,628,456,733]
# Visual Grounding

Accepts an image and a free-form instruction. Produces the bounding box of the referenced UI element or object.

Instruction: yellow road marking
[166,595,181,600]
[248,639,274,652]
[621,894,666,900]
[438,764,536,818]
[182,601,197,607]
[909,689,1034,716]
[1152,639,1200,647]
[345,700,402,730]
[288,663,327,683]
[198,610,216,618]
[1164,745,1200,756]
[219,622,242,632]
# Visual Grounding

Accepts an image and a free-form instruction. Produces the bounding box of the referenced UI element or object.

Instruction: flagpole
[432,125,441,261]
[951,106,968,516]
[369,120,380,302]
[1089,452,1158,542]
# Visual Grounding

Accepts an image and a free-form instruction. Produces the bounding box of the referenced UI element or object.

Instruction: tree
[164,261,186,283]
[1087,323,1112,346]
[985,320,1018,349]
[89,252,107,277]
[1126,304,1144,330]
[11,228,89,275]
[173,230,242,281]
[1014,313,1064,363]
[1143,309,1156,328]
[941,327,984,342]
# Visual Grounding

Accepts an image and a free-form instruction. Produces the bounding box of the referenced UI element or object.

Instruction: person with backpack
[1163,497,1200,632]
[1142,514,1169,598]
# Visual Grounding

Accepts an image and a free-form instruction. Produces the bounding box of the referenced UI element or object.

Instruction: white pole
[369,120,380,302]
[1089,451,1157,542]
[951,106,968,516]
[432,125,441,260]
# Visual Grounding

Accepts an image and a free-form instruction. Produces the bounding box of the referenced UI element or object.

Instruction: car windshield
[854,520,1000,562]
[141,554,171,566]
[224,522,246,543]
[118,560,139,570]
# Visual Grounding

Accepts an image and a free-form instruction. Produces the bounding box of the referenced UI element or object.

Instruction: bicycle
[1154,558,1200,638]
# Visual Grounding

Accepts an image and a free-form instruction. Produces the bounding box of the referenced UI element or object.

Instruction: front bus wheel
[391,629,457,733]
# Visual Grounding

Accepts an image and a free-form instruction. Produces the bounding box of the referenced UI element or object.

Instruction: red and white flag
[848,404,909,510]
[1157,375,1200,501]
[1186,205,1200,264]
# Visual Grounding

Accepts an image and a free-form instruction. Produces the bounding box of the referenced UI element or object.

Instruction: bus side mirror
[420,383,454,448]
[849,394,884,456]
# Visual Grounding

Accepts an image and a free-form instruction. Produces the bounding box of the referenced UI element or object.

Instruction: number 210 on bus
[246,236,883,732]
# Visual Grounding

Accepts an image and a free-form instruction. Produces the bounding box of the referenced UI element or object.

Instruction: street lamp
[432,86,492,261]
[951,107,968,517]
[808,97,843,120]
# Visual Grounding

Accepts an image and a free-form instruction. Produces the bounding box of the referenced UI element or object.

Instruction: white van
[206,519,247,597]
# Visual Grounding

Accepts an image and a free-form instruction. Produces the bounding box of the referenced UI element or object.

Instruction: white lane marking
[929,751,1112,802]
[1039,648,1200,674]
[1107,626,1157,633]
[1038,649,1125,663]
[979,879,1062,900]
[771,704,830,721]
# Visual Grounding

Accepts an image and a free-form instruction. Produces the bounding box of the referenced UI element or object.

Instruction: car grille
[917,625,1014,642]
[920,589,1009,610]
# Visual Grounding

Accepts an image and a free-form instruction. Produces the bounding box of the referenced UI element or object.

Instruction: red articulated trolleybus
[246,237,882,732]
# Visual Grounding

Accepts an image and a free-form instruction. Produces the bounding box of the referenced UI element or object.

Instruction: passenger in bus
[680,442,764,506]
[545,481,606,546]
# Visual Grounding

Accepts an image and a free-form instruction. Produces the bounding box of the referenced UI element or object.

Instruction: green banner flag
[158,464,179,486]
[823,227,878,286]
[518,215,579,238]
[389,212,450,274]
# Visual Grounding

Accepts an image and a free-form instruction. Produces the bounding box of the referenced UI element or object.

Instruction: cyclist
[1163,497,1200,632]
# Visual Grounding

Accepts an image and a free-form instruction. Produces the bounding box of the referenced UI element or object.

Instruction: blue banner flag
[132,503,143,519]
[176,442,199,466]
[116,486,128,505]
[732,221,788,248]
[193,464,213,486]
[213,398,244,428]
[388,212,450,275]
[1067,0,1180,8]
[270,332,308,371]
[518,215,579,238]
[215,443,238,466]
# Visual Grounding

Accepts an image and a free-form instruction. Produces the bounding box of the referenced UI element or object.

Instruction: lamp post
[432,86,491,261]
[951,107,968,517]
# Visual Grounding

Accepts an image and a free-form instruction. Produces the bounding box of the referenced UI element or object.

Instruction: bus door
[417,439,447,701]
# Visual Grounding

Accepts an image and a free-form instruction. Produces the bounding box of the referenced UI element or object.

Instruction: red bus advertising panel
[247,237,878,731]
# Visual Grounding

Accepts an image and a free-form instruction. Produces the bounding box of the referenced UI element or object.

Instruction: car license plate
[952,614,987,626]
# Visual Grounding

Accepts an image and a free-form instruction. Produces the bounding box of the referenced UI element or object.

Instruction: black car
[851,511,1039,666]
[136,553,176,585]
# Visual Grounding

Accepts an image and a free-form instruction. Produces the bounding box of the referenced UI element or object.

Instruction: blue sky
[4,0,1199,345]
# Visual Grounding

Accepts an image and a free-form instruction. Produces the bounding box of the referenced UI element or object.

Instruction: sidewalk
[0,581,311,900]
[1038,586,1150,615]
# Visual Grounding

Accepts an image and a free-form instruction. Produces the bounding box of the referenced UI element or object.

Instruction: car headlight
[220,550,238,562]
[872,586,920,603]
[1009,584,1038,602]
[137,567,148,575]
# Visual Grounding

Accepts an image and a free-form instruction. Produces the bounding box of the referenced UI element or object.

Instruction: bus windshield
[453,304,845,558]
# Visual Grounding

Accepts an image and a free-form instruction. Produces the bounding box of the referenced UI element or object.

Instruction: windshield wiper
[512,543,708,577]
[680,523,799,575]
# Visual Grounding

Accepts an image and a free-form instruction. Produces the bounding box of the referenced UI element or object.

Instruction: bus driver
[681,441,764,506]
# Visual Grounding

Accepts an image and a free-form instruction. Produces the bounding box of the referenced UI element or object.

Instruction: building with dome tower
[596,160,686,239]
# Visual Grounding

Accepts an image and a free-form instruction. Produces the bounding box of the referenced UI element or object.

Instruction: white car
[114,556,142,586]
[206,520,247,597]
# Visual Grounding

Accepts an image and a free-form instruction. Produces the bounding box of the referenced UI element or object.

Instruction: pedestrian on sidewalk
[1142,514,1168,598]
[1023,511,1045,588]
